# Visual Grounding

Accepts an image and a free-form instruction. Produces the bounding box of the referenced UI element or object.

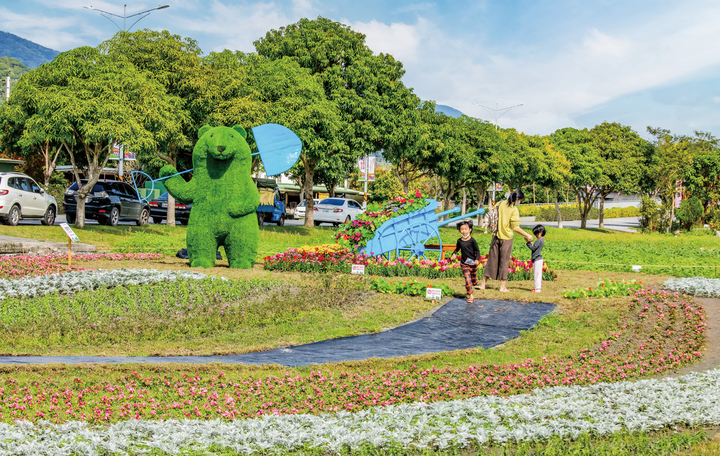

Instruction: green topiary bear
[160,125,259,269]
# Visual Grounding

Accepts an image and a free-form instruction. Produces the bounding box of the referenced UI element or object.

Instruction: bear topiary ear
[198,125,212,139]
[232,125,247,139]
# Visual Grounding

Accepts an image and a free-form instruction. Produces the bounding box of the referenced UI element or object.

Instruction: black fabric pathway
[0,299,555,367]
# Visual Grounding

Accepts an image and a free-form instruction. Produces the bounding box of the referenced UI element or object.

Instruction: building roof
[277,183,366,195]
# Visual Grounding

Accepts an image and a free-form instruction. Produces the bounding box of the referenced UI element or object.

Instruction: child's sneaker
[530,289,540,293]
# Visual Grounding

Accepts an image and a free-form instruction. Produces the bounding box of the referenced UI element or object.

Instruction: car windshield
[298,201,306,207]
[319,198,345,206]
[68,182,106,193]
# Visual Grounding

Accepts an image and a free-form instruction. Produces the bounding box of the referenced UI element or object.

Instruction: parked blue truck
[255,178,286,226]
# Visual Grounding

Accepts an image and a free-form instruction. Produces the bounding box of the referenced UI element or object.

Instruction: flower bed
[370,277,454,297]
[0,253,163,279]
[664,277,720,298]
[563,279,643,299]
[0,368,717,454]
[335,190,430,249]
[0,290,703,424]
[0,268,209,300]
[263,247,557,281]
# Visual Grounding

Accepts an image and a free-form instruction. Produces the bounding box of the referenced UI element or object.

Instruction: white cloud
[714,97,720,103]
[0,7,95,50]
[374,3,720,135]
[344,18,426,64]
[171,1,298,53]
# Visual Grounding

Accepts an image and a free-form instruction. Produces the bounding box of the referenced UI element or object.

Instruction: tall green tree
[646,126,693,231]
[8,46,180,227]
[550,127,602,229]
[589,122,648,228]
[535,136,571,228]
[100,30,199,226]
[684,131,720,221]
[255,17,417,226]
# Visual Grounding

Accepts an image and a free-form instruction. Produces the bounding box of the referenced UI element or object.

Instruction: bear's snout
[217,145,226,153]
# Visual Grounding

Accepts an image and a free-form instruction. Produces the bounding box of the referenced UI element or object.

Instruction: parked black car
[63,180,150,226]
[149,192,192,225]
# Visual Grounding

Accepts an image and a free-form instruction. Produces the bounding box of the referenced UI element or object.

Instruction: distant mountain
[0,30,59,68]
[0,56,32,79]
[435,104,464,118]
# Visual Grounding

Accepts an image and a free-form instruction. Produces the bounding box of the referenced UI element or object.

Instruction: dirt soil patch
[671,297,720,377]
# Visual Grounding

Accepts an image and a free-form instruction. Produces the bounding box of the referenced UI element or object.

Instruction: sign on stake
[60,223,79,266]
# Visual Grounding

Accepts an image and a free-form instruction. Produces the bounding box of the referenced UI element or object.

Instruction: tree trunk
[599,193,605,229]
[546,188,550,204]
[474,183,484,225]
[155,147,177,227]
[327,184,335,197]
[533,183,536,204]
[302,156,316,228]
[554,187,563,229]
[461,187,466,215]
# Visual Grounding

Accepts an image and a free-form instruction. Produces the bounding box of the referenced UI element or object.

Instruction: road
[12,215,642,232]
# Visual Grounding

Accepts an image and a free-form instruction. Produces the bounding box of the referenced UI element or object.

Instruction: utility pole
[472,102,523,203]
[1,77,10,102]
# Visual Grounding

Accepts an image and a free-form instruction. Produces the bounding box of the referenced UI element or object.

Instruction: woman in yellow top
[479,189,533,292]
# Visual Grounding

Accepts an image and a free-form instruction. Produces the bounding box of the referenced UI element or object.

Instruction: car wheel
[257,213,264,226]
[277,214,285,226]
[7,205,20,226]
[136,208,149,226]
[105,207,120,226]
[152,217,164,225]
[314,221,320,226]
[41,206,56,226]
[65,213,76,224]
[345,216,351,224]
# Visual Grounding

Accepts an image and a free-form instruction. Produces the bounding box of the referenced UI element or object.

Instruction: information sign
[425,287,442,300]
[60,223,80,243]
[351,264,365,275]
[631,265,642,272]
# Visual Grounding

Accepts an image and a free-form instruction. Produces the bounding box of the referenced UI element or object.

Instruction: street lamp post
[83,4,169,33]
[472,102,523,202]
[84,3,169,178]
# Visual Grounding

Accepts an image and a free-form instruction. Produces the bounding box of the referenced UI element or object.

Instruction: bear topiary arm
[160,164,197,204]
[227,181,260,218]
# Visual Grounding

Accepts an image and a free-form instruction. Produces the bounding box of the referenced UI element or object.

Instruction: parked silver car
[0,172,58,226]
[313,197,364,227]
[294,199,319,219]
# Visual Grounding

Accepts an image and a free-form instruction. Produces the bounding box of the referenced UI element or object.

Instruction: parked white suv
[0,173,58,226]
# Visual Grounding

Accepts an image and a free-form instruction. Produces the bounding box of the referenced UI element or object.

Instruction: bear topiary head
[196,125,251,162]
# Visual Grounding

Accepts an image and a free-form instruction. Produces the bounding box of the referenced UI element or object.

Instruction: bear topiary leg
[187,223,219,269]
[224,214,259,269]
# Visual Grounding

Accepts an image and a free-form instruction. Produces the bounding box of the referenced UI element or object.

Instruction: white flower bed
[2,368,720,455]
[0,269,212,300]
[664,276,720,297]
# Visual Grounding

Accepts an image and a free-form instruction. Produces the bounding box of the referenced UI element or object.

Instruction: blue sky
[2,0,719,138]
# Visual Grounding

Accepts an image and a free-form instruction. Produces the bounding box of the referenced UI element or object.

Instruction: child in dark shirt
[526,224,546,293]
[450,220,480,302]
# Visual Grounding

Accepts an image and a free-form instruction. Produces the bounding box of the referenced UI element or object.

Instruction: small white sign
[60,223,80,243]
[351,264,365,274]
[632,265,642,272]
[426,287,442,300]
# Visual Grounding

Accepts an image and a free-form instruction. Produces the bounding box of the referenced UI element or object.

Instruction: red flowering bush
[335,189,429,249]
[0,290,703,424]
[264,248,556,281]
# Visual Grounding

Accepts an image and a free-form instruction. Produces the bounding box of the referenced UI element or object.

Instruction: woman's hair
[507,189,525,206]
[456,220,473,231]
